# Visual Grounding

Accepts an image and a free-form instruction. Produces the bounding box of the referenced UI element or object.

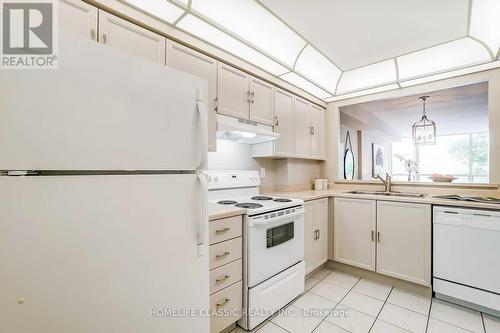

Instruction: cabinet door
[310,105,325,160]
[217,63,250,120]
[376,201,431,286]
[98,11,166,64]
[294,97,310,158]
[59,0,98,41]
[274,89,294,156]
[249,77,274,125]
[334,198,376,271]
[167,41,217,151]
[304,201,315,275]
[313,199,329,269]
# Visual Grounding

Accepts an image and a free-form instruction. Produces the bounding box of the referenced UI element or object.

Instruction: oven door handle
[249,209,304,227]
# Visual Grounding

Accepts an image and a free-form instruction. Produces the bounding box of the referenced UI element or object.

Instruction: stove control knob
[214,176,219,182]
[207,175,212,182]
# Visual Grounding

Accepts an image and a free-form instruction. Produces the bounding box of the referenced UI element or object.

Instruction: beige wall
[323,67,500,185]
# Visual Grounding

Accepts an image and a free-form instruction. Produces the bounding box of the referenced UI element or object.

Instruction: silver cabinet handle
[215,251,230,258]
[274,116,279,126]
[317,230,320,239]
[215,227,230,233]
[250,92,255,103]
[371,230,374,242]
[101,33,107,44]
[246,91,251,103]
[311,126,315,134]
[213,97,218,112]
[215,275,230,283]
[90,29,96,41]
[216,298,230,308]
[377,232,381,243]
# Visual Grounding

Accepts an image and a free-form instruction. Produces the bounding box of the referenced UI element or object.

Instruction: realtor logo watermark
[1,0,57,69]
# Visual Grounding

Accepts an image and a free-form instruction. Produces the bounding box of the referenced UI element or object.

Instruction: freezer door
[0,174,209,333]
[0,34,207,171]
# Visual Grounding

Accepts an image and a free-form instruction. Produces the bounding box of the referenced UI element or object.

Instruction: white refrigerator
[0,35,210,333]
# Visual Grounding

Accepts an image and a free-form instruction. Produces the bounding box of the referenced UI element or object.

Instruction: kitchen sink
[344,190,425,198]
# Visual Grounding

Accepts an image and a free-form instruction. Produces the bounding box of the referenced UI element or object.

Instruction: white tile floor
[231,268,500,333]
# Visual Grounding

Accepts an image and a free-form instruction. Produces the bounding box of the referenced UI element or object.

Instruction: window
[391,133,489,183]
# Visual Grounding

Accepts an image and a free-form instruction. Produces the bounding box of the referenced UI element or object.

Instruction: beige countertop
[208,203,245,221]
[264,189,500,211]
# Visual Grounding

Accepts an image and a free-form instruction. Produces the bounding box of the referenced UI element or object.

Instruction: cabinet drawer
[210,281,243,333]
[209,237,242,270]
[210,259,242,295]
[209,216,242,245]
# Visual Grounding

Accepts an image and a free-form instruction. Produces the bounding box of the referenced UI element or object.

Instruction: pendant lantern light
[412,96,436,144]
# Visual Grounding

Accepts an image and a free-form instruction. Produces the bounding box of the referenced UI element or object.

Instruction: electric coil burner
[274,198,292,202]
[235,202,263,209]
[218,200,238,205]
[251,196,273,201]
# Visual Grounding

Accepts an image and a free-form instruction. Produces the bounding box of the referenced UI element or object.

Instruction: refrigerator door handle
[197,171,208,257]
[196,99,208,171]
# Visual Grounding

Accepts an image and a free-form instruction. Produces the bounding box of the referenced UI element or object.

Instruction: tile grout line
[424,298,432,333]
[481,312,486,333]
[310,270,363,333]
[367,286,394,333]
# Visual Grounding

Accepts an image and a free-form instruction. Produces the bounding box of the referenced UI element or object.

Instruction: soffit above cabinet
[120,0,500,101]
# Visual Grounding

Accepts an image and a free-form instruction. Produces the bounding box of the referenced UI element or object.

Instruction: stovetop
[210,195,303,215]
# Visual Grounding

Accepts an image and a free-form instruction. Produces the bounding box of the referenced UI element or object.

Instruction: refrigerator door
[0,174,209,333]
[0,34,207,171]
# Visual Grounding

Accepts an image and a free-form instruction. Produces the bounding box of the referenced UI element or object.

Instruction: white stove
[207,170,305,331]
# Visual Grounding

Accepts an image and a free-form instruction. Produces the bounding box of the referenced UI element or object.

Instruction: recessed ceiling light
[190,0,306,67]
[397,38,492,80]
[280,72,331,99]
[294,45,342,94]
[337,60,397,94]
[121,0,185,24]
[325,84,399,102]
[177,14,288,75]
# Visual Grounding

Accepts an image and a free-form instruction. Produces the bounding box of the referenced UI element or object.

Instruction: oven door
[246,206,304,287]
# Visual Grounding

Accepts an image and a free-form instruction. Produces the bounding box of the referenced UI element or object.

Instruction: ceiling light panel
[399,61,500,87]
[325,84,399,102]
[121,0,185,24]
[190,0,306,67]
[469,0,500,57]
[280,72,331,99]
[294,45,342,94]
[177,14,288,75]
[397,38,492,80]
[336,60,397,94]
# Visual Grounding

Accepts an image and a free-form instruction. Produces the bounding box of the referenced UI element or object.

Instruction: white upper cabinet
[293,97,311,158]
[217,63,251,120]
[310,104,325,160]
[59,0,98,41]
[376,201,431,286]
[334,198,377,271]
[167,41,218,152]
[273,89,294,156]
[249,77,275,125]
[98,11,166,65]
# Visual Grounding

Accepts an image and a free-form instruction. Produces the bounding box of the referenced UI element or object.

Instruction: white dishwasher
[433,206,500,315]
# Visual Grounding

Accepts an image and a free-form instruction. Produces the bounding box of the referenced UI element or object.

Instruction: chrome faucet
[376,173,392,193]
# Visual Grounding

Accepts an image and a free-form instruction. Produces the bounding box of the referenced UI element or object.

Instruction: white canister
[322,179,328,190]
[314,179,323,190]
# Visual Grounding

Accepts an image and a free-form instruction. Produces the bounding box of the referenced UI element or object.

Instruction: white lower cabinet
[304,198,329,275]
[333,197,431,286]
[209,215,243,333]
[376,201,431,286]
[333,198,376,271]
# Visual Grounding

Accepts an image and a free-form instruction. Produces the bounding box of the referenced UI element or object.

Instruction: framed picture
[372,143,386,178]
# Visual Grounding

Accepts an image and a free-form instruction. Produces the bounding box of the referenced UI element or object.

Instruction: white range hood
[216,114,279,144]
